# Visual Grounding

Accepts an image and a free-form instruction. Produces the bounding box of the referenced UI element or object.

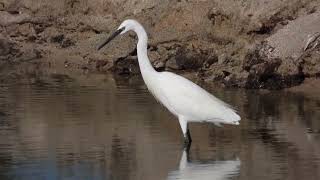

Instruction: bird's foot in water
[184,137,191,151]
[183,138,192,153]
[183,129,192,151]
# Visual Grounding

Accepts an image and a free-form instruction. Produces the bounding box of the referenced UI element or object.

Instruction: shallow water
[0,75,319,180]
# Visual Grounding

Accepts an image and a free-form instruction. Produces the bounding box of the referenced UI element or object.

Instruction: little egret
[97,19,241,145]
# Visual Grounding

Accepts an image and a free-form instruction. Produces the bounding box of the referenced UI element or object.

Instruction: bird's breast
[145,80,179,117]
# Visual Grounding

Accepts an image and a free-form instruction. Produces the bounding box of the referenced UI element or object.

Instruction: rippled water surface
[0,75,319,180]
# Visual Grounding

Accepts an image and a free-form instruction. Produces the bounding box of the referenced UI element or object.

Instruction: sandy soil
[0,0,320,89]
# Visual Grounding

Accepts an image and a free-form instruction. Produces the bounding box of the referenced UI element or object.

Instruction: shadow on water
[0,75,319,180]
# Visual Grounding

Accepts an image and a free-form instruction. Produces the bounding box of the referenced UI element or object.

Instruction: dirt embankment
[1,0,320,89]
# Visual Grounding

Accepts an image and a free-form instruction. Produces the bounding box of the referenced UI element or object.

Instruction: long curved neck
[134,25,156,75]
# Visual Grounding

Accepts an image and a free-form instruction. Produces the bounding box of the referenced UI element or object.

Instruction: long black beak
[97,27,125,50]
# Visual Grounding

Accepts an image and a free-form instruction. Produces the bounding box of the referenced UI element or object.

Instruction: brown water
[0,75,319,180]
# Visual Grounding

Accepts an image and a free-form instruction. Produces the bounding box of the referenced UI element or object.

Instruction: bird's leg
[184,126,192,148]
[186,127,192,144]
[179,117,192,147]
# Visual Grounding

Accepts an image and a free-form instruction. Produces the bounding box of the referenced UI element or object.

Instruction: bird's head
[97,19,140,50]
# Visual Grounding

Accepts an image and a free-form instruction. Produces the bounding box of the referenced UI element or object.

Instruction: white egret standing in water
[97,19,241,145]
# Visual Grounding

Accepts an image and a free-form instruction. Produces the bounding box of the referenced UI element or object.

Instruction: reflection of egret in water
[167,149,241,180]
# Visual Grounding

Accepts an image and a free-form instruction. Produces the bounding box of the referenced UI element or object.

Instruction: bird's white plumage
[153,72,240,124]
[108,19,241,139]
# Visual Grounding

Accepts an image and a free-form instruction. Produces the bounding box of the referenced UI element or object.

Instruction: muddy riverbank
[1,0,320,89]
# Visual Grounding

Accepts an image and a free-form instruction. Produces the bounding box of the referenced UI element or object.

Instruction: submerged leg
[178,117,192,146]
[179,147,191,170]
